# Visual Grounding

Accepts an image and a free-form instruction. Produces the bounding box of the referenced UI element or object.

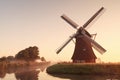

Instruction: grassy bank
[46,63,120,75]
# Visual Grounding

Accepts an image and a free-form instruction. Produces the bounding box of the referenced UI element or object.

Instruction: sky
[0,0,120,62]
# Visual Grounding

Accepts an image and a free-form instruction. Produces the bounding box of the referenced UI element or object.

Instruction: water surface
[0,63,120,80]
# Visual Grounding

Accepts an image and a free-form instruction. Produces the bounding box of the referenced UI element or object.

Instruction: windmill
[56,7,106,63]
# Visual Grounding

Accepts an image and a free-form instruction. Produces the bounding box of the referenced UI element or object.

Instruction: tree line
[0,46,46,62]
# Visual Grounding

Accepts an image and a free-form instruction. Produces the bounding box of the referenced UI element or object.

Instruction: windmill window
[83,48,86,51]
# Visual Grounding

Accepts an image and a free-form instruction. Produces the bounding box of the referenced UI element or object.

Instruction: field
[46,62,120,75]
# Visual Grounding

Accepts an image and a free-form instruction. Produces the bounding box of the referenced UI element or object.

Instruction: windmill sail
[83,7,104,28]
[61,14,79,29]
[91,43,106,54]
[82,32,106,54]
[56,33,77,54]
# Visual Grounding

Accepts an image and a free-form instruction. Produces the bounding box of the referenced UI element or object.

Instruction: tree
[40,57,46,62]
[0,56,7,62]
[15,46,40,61]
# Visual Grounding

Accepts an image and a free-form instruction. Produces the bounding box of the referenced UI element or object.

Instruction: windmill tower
[56,7,106,63]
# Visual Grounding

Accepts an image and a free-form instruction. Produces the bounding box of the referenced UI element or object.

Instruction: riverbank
[46,62,120,75]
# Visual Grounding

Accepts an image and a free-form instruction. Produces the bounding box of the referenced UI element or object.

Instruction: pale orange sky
[0,0,120,62]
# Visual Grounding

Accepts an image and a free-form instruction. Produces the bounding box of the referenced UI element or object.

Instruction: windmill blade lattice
[56,33,77,54]
[82,7,104,28]
[61,14,79,29]
[82,32,106,54]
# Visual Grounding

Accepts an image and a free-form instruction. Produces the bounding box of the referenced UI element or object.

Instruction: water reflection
[15,69,40,80]
[0,62,50,79]
[1,62,120,80]
[0,68,6,78]
[50,74,120,80]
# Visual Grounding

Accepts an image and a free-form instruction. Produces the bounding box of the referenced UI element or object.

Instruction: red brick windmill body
[56,7,106,63]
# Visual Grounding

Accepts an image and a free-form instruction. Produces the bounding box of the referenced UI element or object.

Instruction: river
[0,62,120,80]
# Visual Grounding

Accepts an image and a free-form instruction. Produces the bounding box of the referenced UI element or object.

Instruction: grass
[46,63,120,75]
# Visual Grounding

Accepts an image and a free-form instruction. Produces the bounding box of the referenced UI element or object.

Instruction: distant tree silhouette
[7,56,14,61]
[0,57,7,62]
[15,46,40,61]
[40,57,46,62]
